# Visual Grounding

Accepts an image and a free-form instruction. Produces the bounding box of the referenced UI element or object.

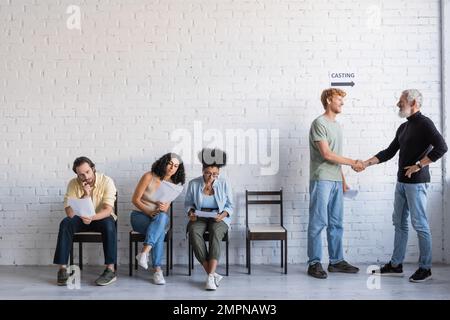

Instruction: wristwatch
[415,161,423,169]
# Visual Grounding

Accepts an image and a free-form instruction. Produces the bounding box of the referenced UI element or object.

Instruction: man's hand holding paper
[67,197,96,218]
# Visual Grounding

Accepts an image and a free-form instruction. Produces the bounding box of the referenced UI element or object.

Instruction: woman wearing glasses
[185,148,234,290]
[131,153,185,285]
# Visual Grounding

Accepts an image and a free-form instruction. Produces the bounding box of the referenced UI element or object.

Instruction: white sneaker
[136,252,148,270]
[213,272,223,287]
[205,274,217,291]
[153,270,166,285]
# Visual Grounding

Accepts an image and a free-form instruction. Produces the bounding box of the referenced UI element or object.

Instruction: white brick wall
[0,0,447,266]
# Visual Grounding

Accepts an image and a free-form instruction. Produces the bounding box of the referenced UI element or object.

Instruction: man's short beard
[398,107,412,118]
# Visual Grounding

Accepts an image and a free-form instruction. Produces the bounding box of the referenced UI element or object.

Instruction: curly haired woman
[131,153,185,285]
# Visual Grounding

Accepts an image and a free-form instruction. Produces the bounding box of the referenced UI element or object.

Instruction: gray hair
[402,89,423,107]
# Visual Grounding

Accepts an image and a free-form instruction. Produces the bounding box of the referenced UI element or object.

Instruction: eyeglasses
[204,172,219,178]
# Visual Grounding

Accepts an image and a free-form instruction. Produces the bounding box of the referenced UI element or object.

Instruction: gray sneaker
[95,268,117,286]
[57,268,69,286]
[328,260,359,273]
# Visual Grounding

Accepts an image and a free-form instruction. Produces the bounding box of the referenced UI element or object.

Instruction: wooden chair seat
[248,225,286,233]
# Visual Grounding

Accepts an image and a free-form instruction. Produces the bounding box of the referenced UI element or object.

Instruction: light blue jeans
[130,210,168,268]
[391,182,432,269]
[307,180,344,265]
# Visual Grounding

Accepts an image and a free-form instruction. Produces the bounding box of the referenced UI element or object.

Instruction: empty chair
[245,189,287,274]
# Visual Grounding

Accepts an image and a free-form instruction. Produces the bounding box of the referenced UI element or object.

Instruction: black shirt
[375,111,448,183]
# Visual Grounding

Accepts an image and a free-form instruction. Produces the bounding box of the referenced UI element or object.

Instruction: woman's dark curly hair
[198,148,227,169]
[151,153,185,185]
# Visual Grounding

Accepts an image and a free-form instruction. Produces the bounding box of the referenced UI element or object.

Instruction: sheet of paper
[195,210,219,218]
[344,189,359,199]
[67,197,96,217]
[152,181,184,203]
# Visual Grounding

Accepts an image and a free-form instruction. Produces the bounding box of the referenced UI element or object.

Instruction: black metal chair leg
[188,239,192,276]
[129,235,132,276]
[281,240,284,268]
[78,242,83,270]
[171,238,173,269]
[166,239,170,276]
[70,243,74,266]
[285,237,288,274]
[226,237,229,276]
[248,240,251,275]
[191,242,194,270]
[134,241,138,270]
[245,238,248,268]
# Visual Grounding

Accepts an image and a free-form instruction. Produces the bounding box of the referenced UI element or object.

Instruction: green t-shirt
[309,115,343,181]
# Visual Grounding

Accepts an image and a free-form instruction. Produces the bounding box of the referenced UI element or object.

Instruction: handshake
[351,159,368,173]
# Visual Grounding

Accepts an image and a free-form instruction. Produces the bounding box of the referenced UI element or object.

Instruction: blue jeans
[307,180,344,265]
[130,210,168,268]
[391,182,432,269]
[53,215,117,265]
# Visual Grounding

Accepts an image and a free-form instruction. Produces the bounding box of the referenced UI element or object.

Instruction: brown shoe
[57,268,69,286]
[328,260,359,273]
[308,263,328,279]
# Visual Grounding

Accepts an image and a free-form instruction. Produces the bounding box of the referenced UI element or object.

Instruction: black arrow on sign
[331,81,355,87]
